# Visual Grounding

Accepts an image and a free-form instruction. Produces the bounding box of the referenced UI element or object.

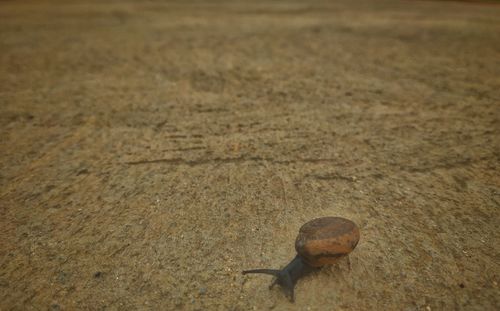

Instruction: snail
[242,216,360,302]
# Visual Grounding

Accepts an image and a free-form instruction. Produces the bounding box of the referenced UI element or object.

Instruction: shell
[295,217,360,267]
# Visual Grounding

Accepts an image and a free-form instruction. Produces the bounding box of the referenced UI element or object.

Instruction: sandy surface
[1,0,499,310]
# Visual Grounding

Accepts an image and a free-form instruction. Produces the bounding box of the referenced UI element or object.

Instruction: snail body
[242,217,360,302]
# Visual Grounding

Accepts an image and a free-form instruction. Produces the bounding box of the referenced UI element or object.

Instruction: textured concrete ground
[1,0,499,310]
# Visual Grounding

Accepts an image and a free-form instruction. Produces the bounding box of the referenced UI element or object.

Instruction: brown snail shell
[242,216,360,302]
[295,217,360,267]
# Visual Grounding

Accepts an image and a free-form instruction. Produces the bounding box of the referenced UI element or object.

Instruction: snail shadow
[243,255,318,303]
[242,255,353,303]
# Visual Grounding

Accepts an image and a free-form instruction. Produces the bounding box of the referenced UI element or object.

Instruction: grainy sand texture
[1,0,499,310]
